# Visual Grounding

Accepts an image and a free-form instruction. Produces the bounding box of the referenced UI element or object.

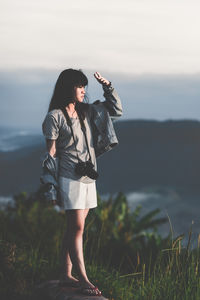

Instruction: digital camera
[75,160,99,180]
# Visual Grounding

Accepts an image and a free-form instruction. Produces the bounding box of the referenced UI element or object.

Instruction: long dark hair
[48,68,89,119]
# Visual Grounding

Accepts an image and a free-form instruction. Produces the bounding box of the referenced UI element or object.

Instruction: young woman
[42,68,122,296]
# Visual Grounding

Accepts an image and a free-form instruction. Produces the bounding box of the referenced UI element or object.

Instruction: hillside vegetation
[1,190,200,299]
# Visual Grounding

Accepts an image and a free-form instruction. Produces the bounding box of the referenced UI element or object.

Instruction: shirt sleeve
[102,83,123,118]
[42,113,59,140]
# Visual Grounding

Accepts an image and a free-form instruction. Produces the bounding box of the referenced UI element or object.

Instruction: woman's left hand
[94,72,110,86]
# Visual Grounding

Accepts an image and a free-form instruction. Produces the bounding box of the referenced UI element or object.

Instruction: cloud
[0,0,200,73]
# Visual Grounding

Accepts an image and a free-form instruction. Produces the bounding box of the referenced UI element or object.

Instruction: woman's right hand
[94,72,110,86]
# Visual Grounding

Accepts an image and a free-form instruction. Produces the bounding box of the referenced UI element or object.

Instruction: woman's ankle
[60,274,79,282]
[79,278,95,288]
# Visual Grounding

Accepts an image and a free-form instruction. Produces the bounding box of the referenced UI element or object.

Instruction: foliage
[84,192,169,272]
[0,191,200,299]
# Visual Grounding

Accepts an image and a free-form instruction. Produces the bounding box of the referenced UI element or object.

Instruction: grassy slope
[1,191,200,300]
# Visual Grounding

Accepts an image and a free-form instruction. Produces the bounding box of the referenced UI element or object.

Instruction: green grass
[0,191,200,299]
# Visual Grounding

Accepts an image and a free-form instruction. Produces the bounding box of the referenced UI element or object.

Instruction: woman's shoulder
[47,109,63,117]
[43,109,64,127]
[46,109,64,121]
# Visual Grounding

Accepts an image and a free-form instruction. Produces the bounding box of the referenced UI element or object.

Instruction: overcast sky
[0,0,200,127]
[1,0,200,74]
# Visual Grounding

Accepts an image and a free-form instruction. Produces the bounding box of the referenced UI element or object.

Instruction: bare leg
[60,208,101,295]
[67,209,101,294]
[60,209,89,283]
[60,223,78,284]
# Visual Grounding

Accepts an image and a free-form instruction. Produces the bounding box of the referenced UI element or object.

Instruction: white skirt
[58,176,97,210]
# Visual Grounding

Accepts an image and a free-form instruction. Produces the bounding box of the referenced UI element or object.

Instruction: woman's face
[74,85,86,102]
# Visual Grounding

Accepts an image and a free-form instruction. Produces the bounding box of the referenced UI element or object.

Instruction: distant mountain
[0,120,200,196]
[97,119,200,194]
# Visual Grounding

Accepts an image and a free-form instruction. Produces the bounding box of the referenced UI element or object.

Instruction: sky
[1,0,200,74]
[0,0,200,127]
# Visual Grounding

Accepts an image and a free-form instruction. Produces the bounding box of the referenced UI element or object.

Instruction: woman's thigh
[66,209,89,233]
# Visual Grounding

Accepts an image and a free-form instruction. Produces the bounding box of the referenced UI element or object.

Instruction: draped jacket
[40,83,122,201]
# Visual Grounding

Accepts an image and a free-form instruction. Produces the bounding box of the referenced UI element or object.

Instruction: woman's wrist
[102,81,113,93]
[103,81,111,87]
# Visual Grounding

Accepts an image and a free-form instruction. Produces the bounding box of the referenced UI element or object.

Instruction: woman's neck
[66,102,76,113]
[65,102,78,118]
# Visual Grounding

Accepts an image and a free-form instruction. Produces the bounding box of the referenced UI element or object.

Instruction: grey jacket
[40,83,122,201]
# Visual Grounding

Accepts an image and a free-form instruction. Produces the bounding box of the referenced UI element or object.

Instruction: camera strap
[78,114,92,161]
[61,108,92,162]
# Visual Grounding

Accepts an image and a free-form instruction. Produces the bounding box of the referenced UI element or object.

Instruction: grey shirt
[42,108,97,183]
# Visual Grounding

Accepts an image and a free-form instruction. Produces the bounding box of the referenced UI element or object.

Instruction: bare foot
[79,280,101,296]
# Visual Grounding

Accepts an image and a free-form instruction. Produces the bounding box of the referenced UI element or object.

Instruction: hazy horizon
[0,69,200,130]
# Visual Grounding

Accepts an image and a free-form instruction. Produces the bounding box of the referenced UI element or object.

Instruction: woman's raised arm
[93,71,122,118]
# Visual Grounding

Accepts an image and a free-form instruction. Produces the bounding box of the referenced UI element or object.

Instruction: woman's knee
[66,210,85,234]
[73,223,85,235]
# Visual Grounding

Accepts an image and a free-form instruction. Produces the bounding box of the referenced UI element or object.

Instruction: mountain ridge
[0,119,200,196]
